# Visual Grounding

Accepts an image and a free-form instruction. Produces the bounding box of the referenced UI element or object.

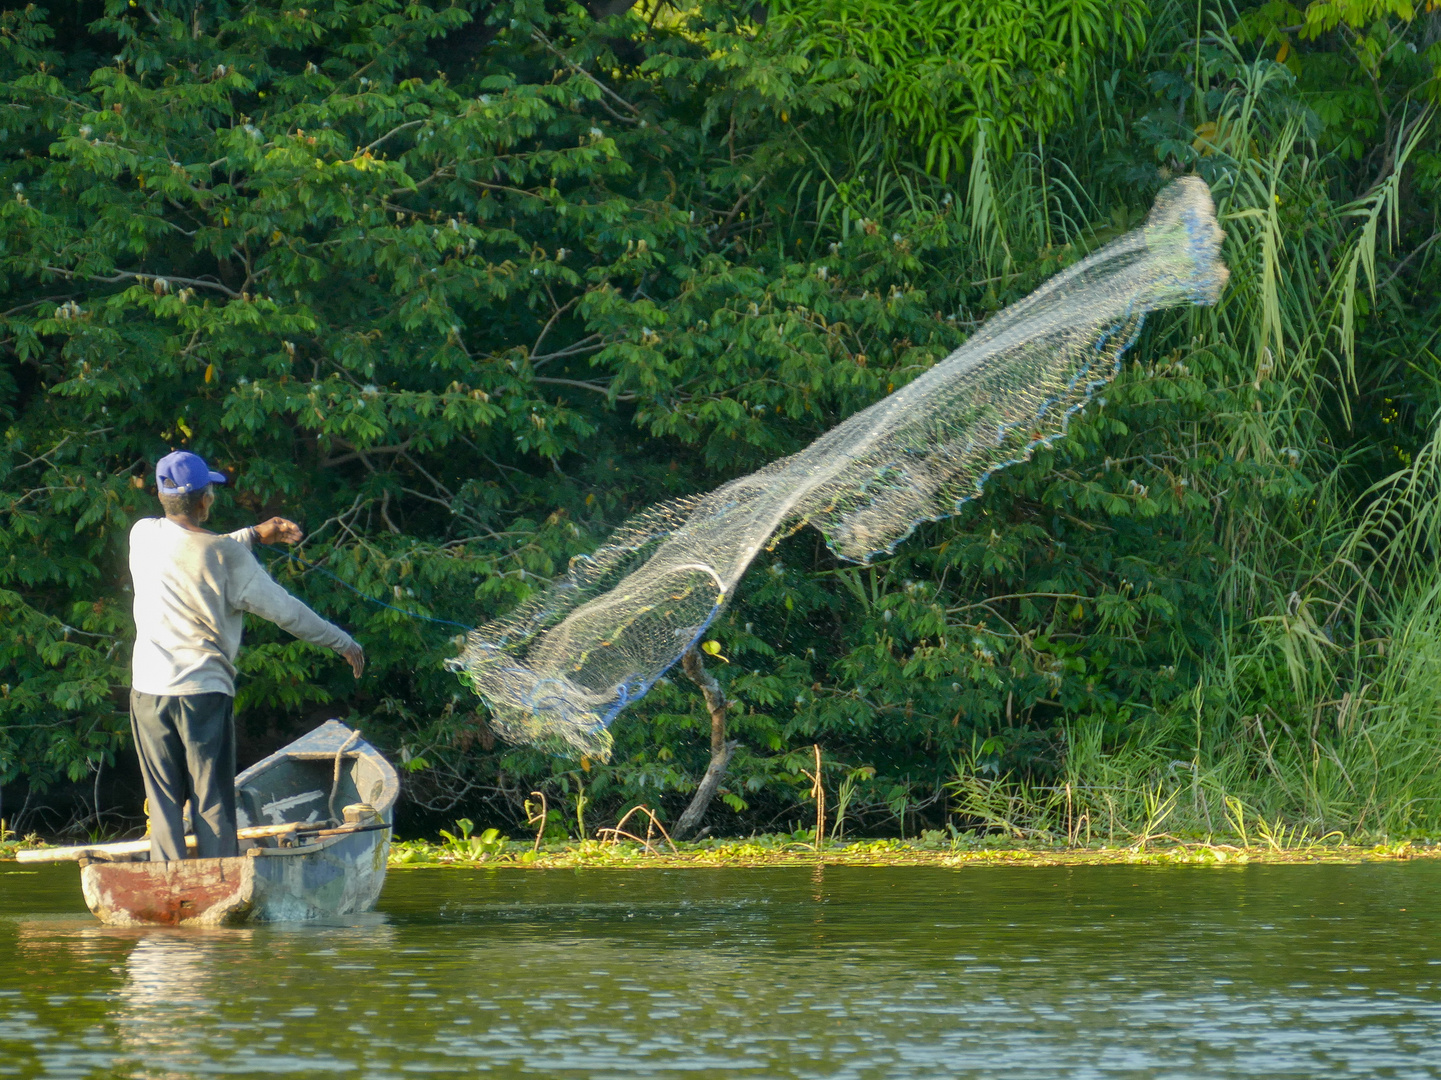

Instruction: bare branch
[41,265,242,299]
[714,175,767,241]
[531,296,585,357]
[400,486,456,509]
[530,333,606,367]
[673,647,736,840]
[532,28,643,123]
[532,376,634,401]
[2,295,78,319]
[399,452,454,499]
[321,439,414,468]
[365,119,427,153]
[379,488,402,535]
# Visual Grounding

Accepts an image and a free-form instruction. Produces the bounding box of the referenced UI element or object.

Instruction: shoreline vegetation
[5,839,1435,870]
[5,826,1437,870]
[387,834,1441,869]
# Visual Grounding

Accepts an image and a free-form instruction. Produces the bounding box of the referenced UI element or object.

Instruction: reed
[920,16,1441,844]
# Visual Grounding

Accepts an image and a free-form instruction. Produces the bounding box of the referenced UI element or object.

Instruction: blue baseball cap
[155,451,227,495]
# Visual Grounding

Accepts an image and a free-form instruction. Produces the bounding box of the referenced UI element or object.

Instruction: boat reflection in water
[10,915,396,1076]
[117,934,226,1069]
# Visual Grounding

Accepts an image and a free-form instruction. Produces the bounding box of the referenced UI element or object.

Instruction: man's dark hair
[158,483,212,518]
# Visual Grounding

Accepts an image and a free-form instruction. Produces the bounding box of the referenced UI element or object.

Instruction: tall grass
[939,19,1441,844]
[953,559,1441,844]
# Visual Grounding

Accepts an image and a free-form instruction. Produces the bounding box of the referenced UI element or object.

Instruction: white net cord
[448,177,1230,759]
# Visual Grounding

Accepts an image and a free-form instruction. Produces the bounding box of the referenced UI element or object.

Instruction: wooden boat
[20,720,399,926]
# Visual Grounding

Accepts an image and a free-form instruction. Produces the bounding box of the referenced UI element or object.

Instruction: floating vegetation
[384,822,1437,870]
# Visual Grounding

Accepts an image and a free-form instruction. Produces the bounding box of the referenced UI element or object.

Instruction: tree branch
[532,376,635,401]
[530,334,606,367]
[41,266,242,299]
[531,296,585,358]
[673,647,737,839]
[321,439,414,468]
[365,119,427,153]
[532,27,643,124]
[2,294,77,319]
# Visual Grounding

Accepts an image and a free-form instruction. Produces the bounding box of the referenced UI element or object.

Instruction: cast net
[448,177,1229,759]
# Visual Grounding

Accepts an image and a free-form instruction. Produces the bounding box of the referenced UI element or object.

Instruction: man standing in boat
[129,450,365,862]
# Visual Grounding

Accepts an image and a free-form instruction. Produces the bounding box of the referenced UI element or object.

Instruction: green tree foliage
[768,0,1149,175]
[1235,0,1441,161]
[1,0,1438,837]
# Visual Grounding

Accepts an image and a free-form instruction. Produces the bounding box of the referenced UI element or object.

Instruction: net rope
[448,177,1230,759]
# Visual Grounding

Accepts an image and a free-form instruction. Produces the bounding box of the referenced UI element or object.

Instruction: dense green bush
[2,0,1438,838]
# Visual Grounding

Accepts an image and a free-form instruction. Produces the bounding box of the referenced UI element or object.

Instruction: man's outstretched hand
[254,517,303,545]
[342,642,366,679]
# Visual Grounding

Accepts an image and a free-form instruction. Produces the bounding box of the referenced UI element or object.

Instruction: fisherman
[129,450,365,862]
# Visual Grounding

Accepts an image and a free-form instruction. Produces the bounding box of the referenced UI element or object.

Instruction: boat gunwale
[83,824,386,868]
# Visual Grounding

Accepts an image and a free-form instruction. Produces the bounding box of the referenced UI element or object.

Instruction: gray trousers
[129,690,238,861]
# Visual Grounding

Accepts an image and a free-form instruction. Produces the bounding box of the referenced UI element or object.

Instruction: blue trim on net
[504,600,724,744]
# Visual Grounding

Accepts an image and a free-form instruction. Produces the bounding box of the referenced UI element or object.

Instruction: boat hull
[80,820,391,927]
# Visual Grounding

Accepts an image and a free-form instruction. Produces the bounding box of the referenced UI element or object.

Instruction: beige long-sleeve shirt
[129,518,355,696]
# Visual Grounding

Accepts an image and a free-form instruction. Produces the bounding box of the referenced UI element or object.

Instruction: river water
[2,860,1439,1078]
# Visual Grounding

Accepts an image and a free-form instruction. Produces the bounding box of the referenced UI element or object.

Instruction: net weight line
[256,543,476,634]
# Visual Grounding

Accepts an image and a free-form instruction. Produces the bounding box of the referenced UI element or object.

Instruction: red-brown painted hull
[81,857,254,926]
[78,826,391,926]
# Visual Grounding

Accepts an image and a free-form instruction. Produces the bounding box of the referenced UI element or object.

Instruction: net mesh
[448,177,1229,759]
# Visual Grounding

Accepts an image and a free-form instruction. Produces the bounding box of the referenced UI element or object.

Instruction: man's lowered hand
[341,642,366,679]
